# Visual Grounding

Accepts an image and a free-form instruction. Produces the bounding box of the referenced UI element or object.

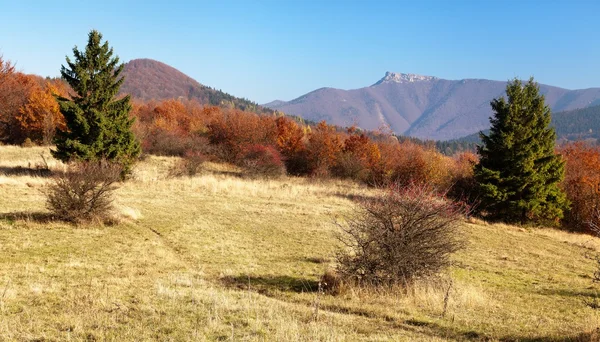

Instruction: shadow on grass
[0,211,54,224]
[303,256,329,264]
[535,288,600,298]
[0,166,53,177]
[333,192,376,203]
[221,274,319,294]
[211,170,245,179]
[219,275,598,341]
[397,319,596,342]
[498,328,600,342]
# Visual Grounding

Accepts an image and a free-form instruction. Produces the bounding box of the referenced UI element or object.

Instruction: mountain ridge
[266,73,600,140]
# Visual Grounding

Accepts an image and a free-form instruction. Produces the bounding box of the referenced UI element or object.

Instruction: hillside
[266,72,600,141]
[120,59,272,114]
[553,104,600,140]
[448,105,600,145]
[1,146,599,340]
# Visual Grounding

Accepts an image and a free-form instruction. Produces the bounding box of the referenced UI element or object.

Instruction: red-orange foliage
[368,137,456,189]
[275,117,305,157]
[560,142,600,232]
[0,70,51,144]
[240,144,285,178]
[274,116,309,174]
[130,99,218,156]
[332,127,381,181]
[0,56,15,83]
[207,109,277,161]
[386,141,451,189]
[343,127,381,168]
[305,121,343,176]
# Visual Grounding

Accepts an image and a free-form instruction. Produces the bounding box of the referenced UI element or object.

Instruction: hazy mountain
[120,59,272,114]
[266,72,600,140]
[262,100,287,108]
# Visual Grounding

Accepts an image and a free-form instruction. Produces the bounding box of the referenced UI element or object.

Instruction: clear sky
[1,0,599,104]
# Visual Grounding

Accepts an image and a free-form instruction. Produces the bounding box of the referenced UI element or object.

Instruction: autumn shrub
[305,121,344,177]
[142,128,188,156]
[45,161,122,223]
[207,110,277,162]
[560,142,600,232]
[331,128,381,183]
[331,152,369,180]
[274,116,310,175]
[336,183,467,288]
[169,150,206,177]
[142,128,210,157]
[389,142,453,189]
[240,144,285,178]
[21,137,35,147]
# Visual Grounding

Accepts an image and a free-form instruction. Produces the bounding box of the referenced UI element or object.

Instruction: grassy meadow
[1,146,600,341]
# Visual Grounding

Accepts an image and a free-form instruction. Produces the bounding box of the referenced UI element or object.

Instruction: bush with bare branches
[45,161,122,223]
[336,183,467,288]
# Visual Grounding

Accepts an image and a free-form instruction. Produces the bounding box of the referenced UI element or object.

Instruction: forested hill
[552,104,600,140]
[447,104,600,148]
[119,59,273,114]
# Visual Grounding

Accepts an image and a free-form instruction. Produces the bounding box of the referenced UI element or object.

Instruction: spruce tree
[474,78,567,224]
[52,30,140,171]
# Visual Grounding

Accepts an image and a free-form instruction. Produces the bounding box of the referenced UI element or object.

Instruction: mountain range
[115,60,600,141]
[265,72,600,140]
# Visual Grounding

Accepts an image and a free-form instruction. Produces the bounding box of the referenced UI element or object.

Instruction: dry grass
[1,146,600,340]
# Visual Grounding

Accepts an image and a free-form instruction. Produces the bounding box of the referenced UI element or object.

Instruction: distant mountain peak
[120,58,272,114]
[373,71,437,86]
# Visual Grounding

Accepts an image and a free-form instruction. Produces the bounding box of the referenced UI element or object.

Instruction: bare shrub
[45,161,122,223]
[336,183,467,288]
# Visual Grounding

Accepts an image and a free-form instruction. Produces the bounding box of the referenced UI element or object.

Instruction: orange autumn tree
[151,99,190,133]
[560,142,600,232]
[390,141,452,189]
[274,116,308,174]
[16,81,66,145]
[0,59,39,143]
[305,121,343,176]
[207,109,277,161]
[333,127,381,182]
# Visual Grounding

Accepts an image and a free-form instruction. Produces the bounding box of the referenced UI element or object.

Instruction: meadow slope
[0,146,599,341]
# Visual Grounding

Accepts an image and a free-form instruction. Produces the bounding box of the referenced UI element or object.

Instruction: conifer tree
[52,30,140,171]
[474,78,567,224]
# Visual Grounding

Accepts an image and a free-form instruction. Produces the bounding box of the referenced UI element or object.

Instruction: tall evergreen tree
[474,78,568,224]
[52,30,140,171]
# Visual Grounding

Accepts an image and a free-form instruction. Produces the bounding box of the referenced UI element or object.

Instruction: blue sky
[1,0,599,103]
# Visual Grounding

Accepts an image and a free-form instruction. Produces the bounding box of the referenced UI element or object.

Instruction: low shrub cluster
[45,161,122,223]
